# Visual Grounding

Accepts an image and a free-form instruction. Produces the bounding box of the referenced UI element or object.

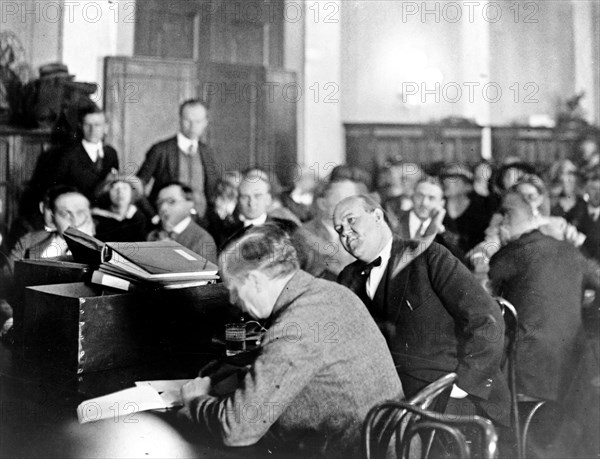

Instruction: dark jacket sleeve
[488,247,518,297]
[137,144,161,184]
[426,244,505,400]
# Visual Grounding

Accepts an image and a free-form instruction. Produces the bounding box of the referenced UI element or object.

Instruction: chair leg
[521,401,546,458]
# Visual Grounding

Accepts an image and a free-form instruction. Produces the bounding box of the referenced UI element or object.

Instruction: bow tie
[360,256,382,276]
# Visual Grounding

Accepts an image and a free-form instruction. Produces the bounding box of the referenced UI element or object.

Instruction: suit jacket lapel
[398,212,411,239]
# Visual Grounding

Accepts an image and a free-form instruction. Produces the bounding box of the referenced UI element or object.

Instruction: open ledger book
[77,379,190,424]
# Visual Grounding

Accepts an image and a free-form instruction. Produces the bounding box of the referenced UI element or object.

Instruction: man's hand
[181,376,212,407]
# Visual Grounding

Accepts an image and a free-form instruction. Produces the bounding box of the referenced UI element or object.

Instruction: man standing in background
[137,99,217,219]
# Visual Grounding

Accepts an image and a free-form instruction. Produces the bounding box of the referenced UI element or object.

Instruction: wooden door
[103,56,197,176]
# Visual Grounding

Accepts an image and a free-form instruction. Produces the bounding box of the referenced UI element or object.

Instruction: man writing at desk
[179,224,403,457]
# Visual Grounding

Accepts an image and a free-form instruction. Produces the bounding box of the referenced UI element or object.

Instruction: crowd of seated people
[0,100,599,457]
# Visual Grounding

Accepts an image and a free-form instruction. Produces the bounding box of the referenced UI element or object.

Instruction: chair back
[363,400,498,459]
[496,297,522,459]
[363,372,457,459]
[408,372,457,410]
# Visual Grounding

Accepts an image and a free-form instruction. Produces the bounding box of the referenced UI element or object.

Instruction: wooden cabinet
[134,0,284,68]
[104,56,297,187]
[0,127,51,232]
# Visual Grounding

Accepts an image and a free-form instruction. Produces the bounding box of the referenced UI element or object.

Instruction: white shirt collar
[171,216,192,234]
[81,140,103,162]
[239,213,268,227]
[365,236,393,300]
[177,132,198,155]
[409,210,430,239]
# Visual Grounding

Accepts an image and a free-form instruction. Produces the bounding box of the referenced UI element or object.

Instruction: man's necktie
[416,220,427,238]
[95,149,103,172]
[358,256,382,305]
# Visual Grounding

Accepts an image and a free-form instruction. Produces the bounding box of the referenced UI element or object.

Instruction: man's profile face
[499,193,532,244]
[52,193,92,236]
[224,273,272,319]
[412,182,445,221]
[157,185,193,229]
[180,104,208,141]
[238,179,272,220]
[82,113,108,144]
[333,198,384,262]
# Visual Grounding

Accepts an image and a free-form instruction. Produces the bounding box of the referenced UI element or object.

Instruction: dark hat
[439,164,474,183]
[39,62,71,78]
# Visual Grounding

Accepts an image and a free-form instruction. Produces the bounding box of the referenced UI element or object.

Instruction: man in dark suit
[387,176,465,263]
[147,182,217,263]
[136,99,217,219]
[180,224,403,457]
[48,107,119,202]
[334,195,510,426]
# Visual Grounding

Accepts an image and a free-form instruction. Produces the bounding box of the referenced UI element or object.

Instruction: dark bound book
[101,241,218,282]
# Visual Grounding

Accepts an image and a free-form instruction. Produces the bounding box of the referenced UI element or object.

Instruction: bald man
[334,195,510,426]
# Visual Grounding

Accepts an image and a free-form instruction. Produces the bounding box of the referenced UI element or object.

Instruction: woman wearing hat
[92,177,148,242]
[440,164,493,254]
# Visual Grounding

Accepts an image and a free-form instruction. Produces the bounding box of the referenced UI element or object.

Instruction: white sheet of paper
[135,379,190,393]
[77,385,168,424]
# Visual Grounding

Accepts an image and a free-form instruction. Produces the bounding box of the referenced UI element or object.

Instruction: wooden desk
[0,344,272,458]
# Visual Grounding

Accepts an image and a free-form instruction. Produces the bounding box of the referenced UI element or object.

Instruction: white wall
[1,0,63,76]
[304,0,345,176]
[340,0,598,127]
[61,0,135,105]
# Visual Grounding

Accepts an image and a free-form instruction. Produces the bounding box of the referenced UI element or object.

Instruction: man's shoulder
[338,259,362,282]
[147,136,178,154]
[60,142,85,158]
[103,144,119,157]
[285,272,364,313]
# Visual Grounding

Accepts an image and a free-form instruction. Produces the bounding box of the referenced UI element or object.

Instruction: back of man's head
[220,223,299,282]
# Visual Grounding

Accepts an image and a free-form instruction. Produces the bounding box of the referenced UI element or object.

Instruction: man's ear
[373,208,385,223]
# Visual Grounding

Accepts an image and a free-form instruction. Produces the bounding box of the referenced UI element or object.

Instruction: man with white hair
[180,224,403,458]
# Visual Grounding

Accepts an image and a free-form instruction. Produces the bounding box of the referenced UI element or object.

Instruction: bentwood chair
[363,372,457,459]
[363,399,498,459]
[497,297,565,459]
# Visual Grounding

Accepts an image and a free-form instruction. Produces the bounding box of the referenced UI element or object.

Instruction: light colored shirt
[409,210,431,239]
[365,237,393,300]
[177,132,198,155]
[41,234,70,259]
[81,140,103,163]
[171,216,192,235]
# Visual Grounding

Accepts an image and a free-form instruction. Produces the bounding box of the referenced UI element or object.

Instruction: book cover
[64,227,105,265]
[101,241,218,280]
